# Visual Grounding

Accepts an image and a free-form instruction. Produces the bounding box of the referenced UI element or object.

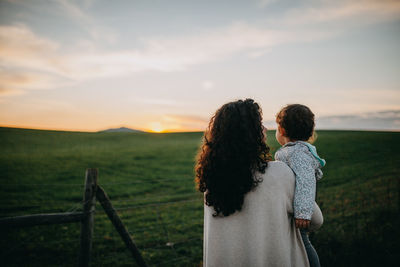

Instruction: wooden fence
[0,168,147,267]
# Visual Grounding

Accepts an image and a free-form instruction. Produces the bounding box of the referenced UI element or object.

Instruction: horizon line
[1,125,399,134]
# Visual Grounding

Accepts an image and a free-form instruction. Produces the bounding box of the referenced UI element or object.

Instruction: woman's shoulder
[261,161,295,181]
[267,160,293,172]
[253,161,296,201]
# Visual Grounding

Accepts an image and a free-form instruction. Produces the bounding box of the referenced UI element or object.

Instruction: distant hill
[99,127,144,133]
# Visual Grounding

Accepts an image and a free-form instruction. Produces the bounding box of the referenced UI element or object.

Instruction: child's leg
[300,229,321,267]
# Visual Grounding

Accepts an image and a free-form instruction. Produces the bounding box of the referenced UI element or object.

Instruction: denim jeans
[300,229,321,267]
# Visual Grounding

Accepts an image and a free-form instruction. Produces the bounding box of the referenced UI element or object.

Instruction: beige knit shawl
[203,161,323,267]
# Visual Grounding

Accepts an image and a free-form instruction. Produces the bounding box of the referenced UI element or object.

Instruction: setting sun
[150,122,164,133]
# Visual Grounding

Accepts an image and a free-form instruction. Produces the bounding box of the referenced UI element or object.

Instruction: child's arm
[288,151,316,222]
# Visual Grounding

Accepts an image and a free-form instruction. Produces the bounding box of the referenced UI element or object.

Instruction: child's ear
[278,125,286,136]
[308,131,317,144]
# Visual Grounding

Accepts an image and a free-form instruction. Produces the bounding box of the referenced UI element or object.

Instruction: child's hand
[295,218,311,229]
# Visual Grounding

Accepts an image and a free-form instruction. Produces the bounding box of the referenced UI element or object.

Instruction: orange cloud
[0,25,64,74]
[162,114,209,131]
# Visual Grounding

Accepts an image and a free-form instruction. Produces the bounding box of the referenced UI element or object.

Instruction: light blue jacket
[275,141,326,220]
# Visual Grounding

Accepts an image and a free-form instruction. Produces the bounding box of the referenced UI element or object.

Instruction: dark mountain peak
[99,127,144,133]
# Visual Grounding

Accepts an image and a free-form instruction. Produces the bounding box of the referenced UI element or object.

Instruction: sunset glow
[149,122,164,133]
[0,0,399,132]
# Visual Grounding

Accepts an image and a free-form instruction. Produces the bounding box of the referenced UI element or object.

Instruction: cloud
[135,98,178,106]
[0,22,332,76]
[282,0,400,25]
[0,23,325,95]
[312,89,400,116]
[162,114,209,131]
[0,25,64,75]
[0,25,74,95]
[54,0,116,43]
[134,22,340,68]
[0,70,62,95]
[316,110,400,130]
[257,0,278,8]
[7,0,116,43]
[2,0,400,96]
[264,110,400,131]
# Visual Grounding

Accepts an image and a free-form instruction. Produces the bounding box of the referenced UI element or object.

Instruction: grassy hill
[0,127,399,266]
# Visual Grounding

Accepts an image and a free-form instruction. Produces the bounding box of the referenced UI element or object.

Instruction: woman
[195,99,323,267]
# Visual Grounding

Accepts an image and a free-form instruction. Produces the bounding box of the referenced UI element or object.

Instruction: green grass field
[0,127,399,266]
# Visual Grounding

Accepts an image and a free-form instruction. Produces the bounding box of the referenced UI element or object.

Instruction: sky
[0,0,399,132]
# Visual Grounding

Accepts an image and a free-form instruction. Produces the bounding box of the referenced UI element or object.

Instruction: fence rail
[0,211,85,228]
[0,168,148,267]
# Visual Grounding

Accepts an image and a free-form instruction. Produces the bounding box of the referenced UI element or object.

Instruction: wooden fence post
[96,185,148,267]
[78,168,98,267]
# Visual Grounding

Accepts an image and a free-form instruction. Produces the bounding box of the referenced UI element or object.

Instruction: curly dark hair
[195,99,271,217]
[276,104,315,141]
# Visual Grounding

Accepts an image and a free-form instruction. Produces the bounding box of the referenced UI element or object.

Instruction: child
[274,104,326,267]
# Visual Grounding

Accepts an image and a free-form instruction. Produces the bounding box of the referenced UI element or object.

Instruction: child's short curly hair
[276,104,315,141]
